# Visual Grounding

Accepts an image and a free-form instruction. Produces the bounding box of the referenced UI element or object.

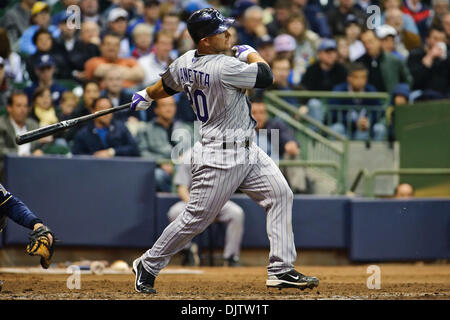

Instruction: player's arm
[177,185,190,203]
[231,45,273,88]
[130,78,178,111]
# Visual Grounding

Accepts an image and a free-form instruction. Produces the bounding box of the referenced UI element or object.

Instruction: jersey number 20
[184,85,209,122]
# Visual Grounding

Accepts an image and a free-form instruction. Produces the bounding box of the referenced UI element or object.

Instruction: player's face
[206,30,232,53]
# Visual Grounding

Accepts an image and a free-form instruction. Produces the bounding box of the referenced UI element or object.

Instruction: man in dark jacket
[72,97,139,157]
[328,63,386,140]
[301,39,348,91]
[407,26,450,99]
[357,29,413,94]
[326,0,367,36]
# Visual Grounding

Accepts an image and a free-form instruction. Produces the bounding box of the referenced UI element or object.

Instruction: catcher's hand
[26,225,56,269]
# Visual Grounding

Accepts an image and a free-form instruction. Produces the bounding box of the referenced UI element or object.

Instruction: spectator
[0,28,24,83]
[336,36,352,68]
[25,28,52,82]
[266,0,292,38]
[106,7,132,58]
[160,11,184,40]
[65,80,100,142]
[50,0,81,25]
[444,13,450,45]
[401,0,431,40]
[84,33,145,88]
[131,24,153,58]
[428,0,449,28]
[301,39,348,91]
[58,91,79,122]
[24,28,70,81]
[80,0,101,26]
[255,36,276,66]
[167,145,245,266]
[0,91,43,181]
[385,8,422,54]
[0,58,13,110]
[73,80,101,118]
[381,0,420,35]
[19,1,61,55]
[327,0,367,36]
[385,83,410,142]
[24,54,67,107]
[394,183,415,198]
[407,26,450,99]
[177,28,196,56]
[101,67,133,122]
[0,0,35,48]
[328,63,386,141]
[138,30,174,87]
[251,100,311,193]
[128,0,161,36]
[102,0,141,25]
[375,24,406,59]
[70,21,101,80]
[52,14,80,79]
[273,34,302,84]
[266,57,299,106]
[291,0,332,38]
[236,5,269,49]
[30,86,59,127]
[136,96,193,192]
[72,97,139,157]
[344,14,366,62]
[29,86,70,153]
[357,29,413,94]
[285,12,320,83]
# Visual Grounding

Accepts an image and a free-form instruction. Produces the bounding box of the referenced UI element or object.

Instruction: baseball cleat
[266,269,319,290]
[132,258,156,294]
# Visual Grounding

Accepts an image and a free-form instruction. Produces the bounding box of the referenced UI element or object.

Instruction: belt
[222,138,252,149]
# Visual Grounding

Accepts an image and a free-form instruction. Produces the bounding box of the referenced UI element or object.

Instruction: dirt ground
[0,264,449,300]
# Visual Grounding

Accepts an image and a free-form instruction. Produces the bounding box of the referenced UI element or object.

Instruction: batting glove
[131,89,153,111]
[232,45,257,62]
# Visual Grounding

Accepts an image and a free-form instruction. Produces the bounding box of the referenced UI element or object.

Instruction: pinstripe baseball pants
[141,142,296,276]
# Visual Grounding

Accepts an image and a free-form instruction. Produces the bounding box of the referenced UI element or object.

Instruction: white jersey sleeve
[221,57,258,90]
[160,59,183,93]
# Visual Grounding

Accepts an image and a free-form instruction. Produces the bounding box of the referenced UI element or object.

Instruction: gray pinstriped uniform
[141,50,296,276]
[168,145,244,260]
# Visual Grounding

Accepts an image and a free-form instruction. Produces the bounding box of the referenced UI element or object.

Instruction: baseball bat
[15,102,131,145]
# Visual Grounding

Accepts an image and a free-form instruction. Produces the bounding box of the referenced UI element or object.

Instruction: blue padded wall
[4,155,157,248]
[350,199,450,261]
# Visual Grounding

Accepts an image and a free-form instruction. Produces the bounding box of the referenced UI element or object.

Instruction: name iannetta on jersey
[179,67,211,88]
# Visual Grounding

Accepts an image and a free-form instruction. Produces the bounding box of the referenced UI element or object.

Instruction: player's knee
[282,183,294,203]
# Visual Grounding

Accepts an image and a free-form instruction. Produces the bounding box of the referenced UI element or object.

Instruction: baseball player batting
[130,8,319,294]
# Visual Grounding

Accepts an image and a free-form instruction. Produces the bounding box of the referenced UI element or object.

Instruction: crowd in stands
[0,0,449,193]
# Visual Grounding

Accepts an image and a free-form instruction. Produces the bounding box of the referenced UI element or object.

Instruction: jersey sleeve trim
[0,195,12,207]
[162,78,179,96]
